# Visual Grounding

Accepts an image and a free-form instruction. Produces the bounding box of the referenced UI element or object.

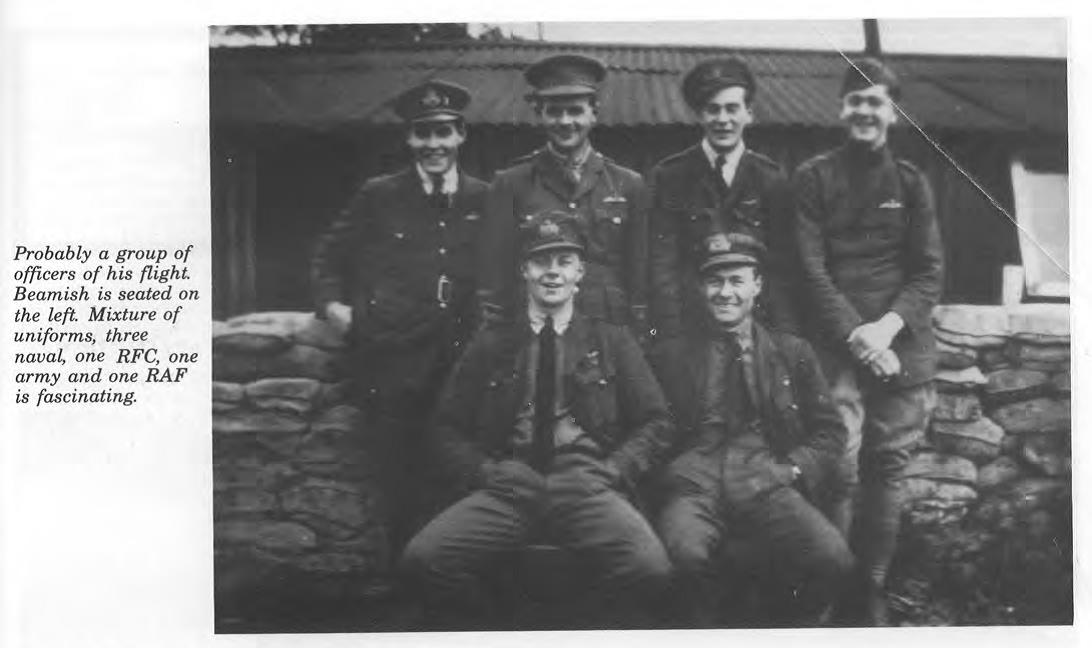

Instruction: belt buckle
[437,274,452,308]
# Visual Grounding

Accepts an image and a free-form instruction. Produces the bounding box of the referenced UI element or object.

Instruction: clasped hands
[847,312,904,380]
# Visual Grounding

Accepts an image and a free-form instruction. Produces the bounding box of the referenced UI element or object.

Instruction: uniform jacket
[793,144,944,387]
[648,145,802,337]
[430,312,675,496]
[311,166,488,396]
[477,148,649,329]
[651,321,846,499]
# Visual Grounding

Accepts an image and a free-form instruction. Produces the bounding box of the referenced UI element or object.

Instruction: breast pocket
[569,361,618,442]
[593,202,628,254]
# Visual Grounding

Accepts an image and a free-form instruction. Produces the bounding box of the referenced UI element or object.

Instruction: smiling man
[648,57,801,342]
[652,228,851,627]
[402,211,675,629]
[478,54,649,339]
[792,58,944,625]
[311,79,488,557]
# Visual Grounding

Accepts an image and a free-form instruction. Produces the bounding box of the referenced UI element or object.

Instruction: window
[1010,151,1069,299]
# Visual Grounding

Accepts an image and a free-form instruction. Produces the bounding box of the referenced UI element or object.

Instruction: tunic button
[439,221,446,228]
[439,247,447,255]
[569,202,577,209]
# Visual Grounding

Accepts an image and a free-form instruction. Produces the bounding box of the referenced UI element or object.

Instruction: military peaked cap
[520,211,586,258]
[699,229,767,273]
[393,79,471,122]
[525,54,606,98]
[682,57,756,109]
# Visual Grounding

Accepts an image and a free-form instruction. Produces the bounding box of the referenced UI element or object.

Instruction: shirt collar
[718,317,754,352]
[547,141,593,170]
[416,163,459,195]
[702,137,746,172]
[528,300,574,335]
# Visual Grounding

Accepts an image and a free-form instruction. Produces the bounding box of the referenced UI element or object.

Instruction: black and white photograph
[207,17,1073,635]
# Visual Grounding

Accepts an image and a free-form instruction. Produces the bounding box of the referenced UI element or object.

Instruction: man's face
[840,84,898,148]
[522,250,585,309]
[702,264,762,328]
[406,119,465,175]
[537,96,597,154]
[698,86,753,152]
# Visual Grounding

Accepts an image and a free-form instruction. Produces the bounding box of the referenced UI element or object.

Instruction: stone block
[1007,303,1070,342]
[935,366,988,392]
[904,452,977,485]
[213,381,245,404]
[936,338,979,370]
[1050,371,1071,396]
[214,488,278,516]
[293,315,347,351]
[1006,342,1070,370]
[214,313,297,354]
[977,456,1025,491]
[933,305,1009,347]
[311,404,364,436]
[898,477,978,506]
[281,478,371,535]
[213,351,261,383]
[260,345,344,382]
[990,397,1070,435]
[904,499,973,527]
[213,459,294,490]
[245,378,322,415]
[979,347,1012,371]
[983,369,1051,405]
[215,520,318,552]
[213,400,241,414]
[932,392,982,422]
[213,409,309,435]
[930,418,1004,464]
[1021,432,1071,477]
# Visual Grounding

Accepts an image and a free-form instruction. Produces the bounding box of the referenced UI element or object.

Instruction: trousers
[827,365,936,583]
[400,452,671,629]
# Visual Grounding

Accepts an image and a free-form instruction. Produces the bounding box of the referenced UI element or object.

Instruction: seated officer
[401,212,674,630]
[652,229,852,627]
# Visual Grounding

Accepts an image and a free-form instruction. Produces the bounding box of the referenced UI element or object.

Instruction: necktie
[532,316,557,472]
[724,332,754,422]
[714,153,730,196]
[429,174,446,208]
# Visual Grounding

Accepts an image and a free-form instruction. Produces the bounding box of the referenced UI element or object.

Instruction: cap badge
[709,234,732,252]
[421,88,446,109]
[539,220,561,237]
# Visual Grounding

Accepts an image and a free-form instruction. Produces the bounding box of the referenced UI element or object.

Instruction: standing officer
[478,54,649,338]
[648,57,801,341]
[402,212,674,630]
[311,79,488,555]
[793,58,943,625]
[653,229,851,627]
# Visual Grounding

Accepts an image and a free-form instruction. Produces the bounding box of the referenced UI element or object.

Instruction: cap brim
[700,252,759,273]
[407,111,462,123]
[524,242,585,258]
[529,85,598,98]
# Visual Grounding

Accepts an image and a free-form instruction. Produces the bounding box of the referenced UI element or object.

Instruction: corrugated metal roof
[210,40,1066,134]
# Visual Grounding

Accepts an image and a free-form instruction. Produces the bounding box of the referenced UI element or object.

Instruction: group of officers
[311,52,944,629]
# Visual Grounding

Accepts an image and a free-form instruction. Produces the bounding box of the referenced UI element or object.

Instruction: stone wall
[891,304,1071,624]
[212,305,1072,628]
[212,312,389,629]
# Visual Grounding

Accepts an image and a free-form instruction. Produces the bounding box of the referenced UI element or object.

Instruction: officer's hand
[867,349,902,380]
[482,459,545,502]
[324,301,353,336]
[848,313,903,363]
